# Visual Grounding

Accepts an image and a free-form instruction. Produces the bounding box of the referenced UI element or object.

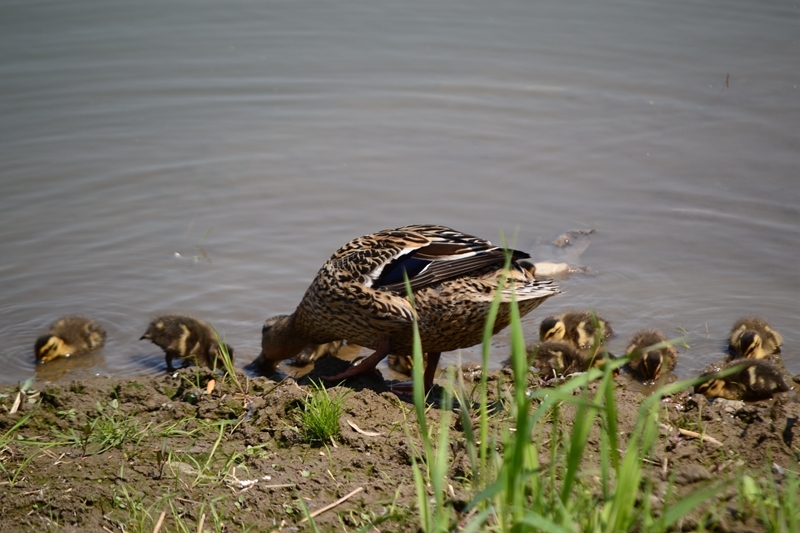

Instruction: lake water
[2,0,798,385]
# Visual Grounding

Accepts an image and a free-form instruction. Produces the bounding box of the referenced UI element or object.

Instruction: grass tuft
[295,380,349,445]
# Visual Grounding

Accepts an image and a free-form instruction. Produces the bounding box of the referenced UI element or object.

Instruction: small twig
[299,486,364,524]
[196,513,205,533]
[660,423,723,446]
[346,420,381,437]
[152,511,166,533]
[10,392,21,414]
[261,483,296,489]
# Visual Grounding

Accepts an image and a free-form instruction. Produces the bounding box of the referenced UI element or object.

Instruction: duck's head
[737,330,765,359]
[255,314,308,371]
[140,321,159,341]
[35,335,71,362]
[641,351,664,380]
[694,378,730,399]
[209,342,236,367]
[539,316,565,342]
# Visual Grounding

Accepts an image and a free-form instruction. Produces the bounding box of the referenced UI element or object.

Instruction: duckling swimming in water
[625,329,677,382]
[526,340,611,379]
[539,311,613,352]
[141,315,235,370]
[34,316,106,362]
[728,317,783,360]
[695,359,790,402]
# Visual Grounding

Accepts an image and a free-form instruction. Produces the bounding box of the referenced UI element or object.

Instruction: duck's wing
[366,225,530,293]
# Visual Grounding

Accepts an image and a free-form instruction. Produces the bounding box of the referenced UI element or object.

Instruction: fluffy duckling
[141,315,235,370]
[625,329,677,382]
[34,316,106,362]
[527,341,611,379]
[293,340,345,365]
[695,359,790,402]
[387,352,429,375]
[728,317,783,360]
[539,311,613,351]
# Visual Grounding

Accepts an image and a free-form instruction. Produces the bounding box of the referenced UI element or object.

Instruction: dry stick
[660,423,723,446]
[152,511,166,533]
[197,513,206,533]
[299,486,364,524]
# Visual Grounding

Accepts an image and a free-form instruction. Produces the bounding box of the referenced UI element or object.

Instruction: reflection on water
[1,0,798,387]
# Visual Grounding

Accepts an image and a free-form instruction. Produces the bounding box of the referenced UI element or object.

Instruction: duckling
[141,315,235,370]
[728,317,783,360]
[625,329,677,382]
[527,341,611,379]
[293,340,345,365]
[387,352,429,375]
[34,315,106,362]
[695,359,790,402]
[539,311,613,352]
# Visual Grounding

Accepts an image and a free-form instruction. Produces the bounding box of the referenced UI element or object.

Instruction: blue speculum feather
[374,256,430,288]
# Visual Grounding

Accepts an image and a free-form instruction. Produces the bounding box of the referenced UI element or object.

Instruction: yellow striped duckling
[141,315,235,370]
[254,224,560,392]
[294,340,345,365]
[624,329,677,382]
[728,317,783,360]
[539,310,613,353]
[34,315,106,362]
[695,359,790,402]
[527,340,611,379]
[387,353,429,375]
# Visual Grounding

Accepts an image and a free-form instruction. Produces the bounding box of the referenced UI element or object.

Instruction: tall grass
[403,265,726,532]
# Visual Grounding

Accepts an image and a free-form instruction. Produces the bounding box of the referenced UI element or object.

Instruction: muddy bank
[0,359,798,532]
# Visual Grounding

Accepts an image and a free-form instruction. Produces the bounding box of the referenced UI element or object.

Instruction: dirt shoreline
[1,357,798,532]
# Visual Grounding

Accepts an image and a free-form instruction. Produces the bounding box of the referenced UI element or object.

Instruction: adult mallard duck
[539,310,613,352]
[141,315,235,371]
[625,329,677,382]
[695,359,790,401]
[728,317,783,361]
[254,224,560,391]
[34,315,106,362]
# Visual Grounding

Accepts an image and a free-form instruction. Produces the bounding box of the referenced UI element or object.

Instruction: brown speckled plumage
[695,359,790,401]
[34,316,106,362]
[141,315,235,370]
[624,329,677,382]
[255,225,560,390]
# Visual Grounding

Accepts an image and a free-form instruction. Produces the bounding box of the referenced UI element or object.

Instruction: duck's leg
[322,339,391,383]
[389,351,441,394]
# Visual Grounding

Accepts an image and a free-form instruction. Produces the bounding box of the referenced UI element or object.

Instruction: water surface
[1,0,798,385]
